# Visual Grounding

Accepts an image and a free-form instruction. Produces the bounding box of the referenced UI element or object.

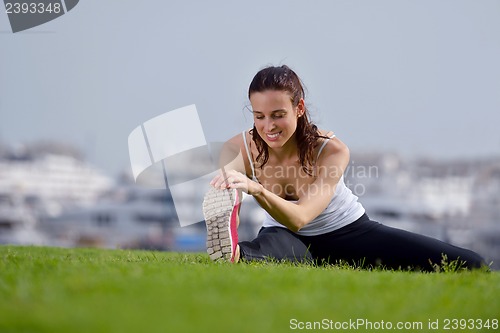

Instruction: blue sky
[1,0,499,176]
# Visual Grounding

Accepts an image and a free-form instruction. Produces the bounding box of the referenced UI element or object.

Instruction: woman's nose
[264,119,276,131]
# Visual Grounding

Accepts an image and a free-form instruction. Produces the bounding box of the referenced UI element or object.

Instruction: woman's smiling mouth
[266,131,282,141]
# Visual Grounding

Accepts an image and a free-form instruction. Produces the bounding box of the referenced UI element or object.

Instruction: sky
[1,0,499,177]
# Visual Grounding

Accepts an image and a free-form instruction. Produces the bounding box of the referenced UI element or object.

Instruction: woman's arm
[254,137,349,232]
[211,136,350,232]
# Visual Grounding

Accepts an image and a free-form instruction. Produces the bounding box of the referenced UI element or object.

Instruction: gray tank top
[241,130,365,236]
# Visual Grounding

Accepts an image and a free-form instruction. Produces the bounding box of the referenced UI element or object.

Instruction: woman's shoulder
[317,129,335,139]
[219,129,255,163]
[225,129,248,147]
[316,129,349,160]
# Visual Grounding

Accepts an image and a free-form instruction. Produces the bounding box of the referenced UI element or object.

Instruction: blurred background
[1,0,499,268]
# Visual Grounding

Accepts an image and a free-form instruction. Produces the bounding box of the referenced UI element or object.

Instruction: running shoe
[202,187,240,262]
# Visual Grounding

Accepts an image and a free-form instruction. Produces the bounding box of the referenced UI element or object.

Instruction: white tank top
[242,130,365,236]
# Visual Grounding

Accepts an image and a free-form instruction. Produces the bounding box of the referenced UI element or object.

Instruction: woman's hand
[210,169,261,195]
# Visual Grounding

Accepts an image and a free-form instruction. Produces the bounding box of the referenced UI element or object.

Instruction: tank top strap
[316,132,336,160]
[242,130,258,182]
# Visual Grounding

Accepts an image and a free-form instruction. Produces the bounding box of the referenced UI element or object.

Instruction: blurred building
[0,143,113,244]
[0,142,263,251]
[346,152,500,268]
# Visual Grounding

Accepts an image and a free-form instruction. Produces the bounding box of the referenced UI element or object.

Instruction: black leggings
[239,214,486,271]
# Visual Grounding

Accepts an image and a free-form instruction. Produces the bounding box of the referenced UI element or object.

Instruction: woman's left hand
[210,169,260,195]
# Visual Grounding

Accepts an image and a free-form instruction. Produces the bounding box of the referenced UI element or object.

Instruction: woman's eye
[255,113,285,120]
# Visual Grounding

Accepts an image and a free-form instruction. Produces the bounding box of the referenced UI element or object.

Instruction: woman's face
[250,90,304,149]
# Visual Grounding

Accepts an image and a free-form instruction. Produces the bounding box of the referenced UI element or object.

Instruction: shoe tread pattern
[203,187,236,261]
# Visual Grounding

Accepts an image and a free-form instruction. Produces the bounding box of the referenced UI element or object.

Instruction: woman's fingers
[209,169,250,191]
[210,170,232,188]
[209,172,226,188]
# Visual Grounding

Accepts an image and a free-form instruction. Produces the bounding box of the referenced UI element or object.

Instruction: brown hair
[248,65,326,176]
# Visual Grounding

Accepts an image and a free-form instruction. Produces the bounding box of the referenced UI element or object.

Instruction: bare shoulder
[222,131,247,154]
[316,129,350,165]
[217,130,250,173]
[227,131,245,145]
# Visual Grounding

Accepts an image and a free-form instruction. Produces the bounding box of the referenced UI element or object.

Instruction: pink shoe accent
[203,187,240,263]
[229,190,240,262]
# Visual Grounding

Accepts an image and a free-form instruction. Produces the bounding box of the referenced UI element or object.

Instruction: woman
[203,65,485,271]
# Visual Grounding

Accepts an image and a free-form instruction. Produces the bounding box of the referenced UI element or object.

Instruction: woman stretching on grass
[202,65,486,271]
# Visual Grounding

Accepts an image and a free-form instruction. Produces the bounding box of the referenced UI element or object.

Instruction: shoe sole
[202,187,239,262]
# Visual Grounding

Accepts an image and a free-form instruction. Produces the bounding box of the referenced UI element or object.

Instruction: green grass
[0,246,499,333]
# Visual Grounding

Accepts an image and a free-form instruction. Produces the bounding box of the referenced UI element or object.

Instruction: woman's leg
[239,227,313,263]
[303,214,486,271]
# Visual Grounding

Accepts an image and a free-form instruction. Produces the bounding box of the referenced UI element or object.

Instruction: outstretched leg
[239,227,313,263]
[305,214,486,271]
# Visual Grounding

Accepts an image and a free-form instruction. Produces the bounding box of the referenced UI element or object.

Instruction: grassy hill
[0,246,498,333]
